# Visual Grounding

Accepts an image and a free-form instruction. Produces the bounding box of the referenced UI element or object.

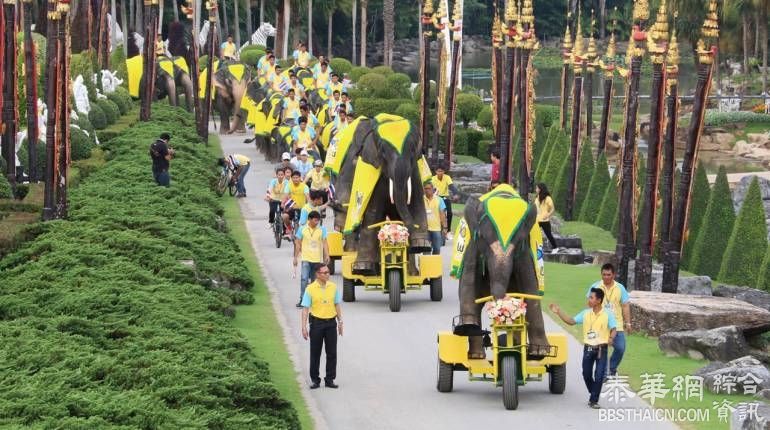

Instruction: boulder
[455,181,490,198]
[712,132,736,149]
[629,291,770,336]
[747,132,770,145]
[554,234,582,249]
[696,356,770,394]
[734,140,756,156]
[714,284,770,312]
[592,250,617,268]
[543,248,585,265]
[658,325,751,361]
[651,275,713,296]
[756,389,770,401]
[748,147,770,161]
[731,401,770,430]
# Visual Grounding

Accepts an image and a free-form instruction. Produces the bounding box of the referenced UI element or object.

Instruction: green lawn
[544,262,759,430]
[210,137,314,430]
[560,221,617,252]
[455,154,483,164]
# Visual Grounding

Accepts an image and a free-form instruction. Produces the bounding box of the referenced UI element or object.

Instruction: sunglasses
[317,270,330,274]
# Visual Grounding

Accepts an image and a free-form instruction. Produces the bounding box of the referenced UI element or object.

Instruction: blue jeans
[608,331,626,375]
[153,169,170,187]
[236,163,250,195]
[582,344,608,403]
[300,261,321,300]
[429,230,443,255]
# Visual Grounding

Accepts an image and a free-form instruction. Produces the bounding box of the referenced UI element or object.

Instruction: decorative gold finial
[505,0,516,22]
[451,0,463,42]
[423,0,434,16]
[666,18,680,89]
[701,0,719,39]
[602,29,617,78]
[521,0,534,25]
[586,10,598,70]
[492,15,504,49]
[572,8,584,72]
[648,0,669,64]
[633,0,650,23]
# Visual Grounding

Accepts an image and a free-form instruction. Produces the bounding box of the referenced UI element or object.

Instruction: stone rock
[696,356,770,394]
[734,140,757,156]
[629,291,770,336]
[756,389,770,401]
[731,401,770,430]
[592,250,617,268]
[659,325,751,361]
[748,147,770,161]
[714,284,770,312]
[543,248,585,265]
[554,234,582,249]
[748,132,770,145]
[455,181,491,199]
[713,132,736,149]
[651,275,713,296]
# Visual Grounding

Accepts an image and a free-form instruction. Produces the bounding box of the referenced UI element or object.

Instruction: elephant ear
[463,197,482,234]
[509,204,538,251]
[359,119,383,169]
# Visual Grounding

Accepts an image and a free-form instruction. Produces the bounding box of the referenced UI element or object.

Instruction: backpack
[149,140,163,159]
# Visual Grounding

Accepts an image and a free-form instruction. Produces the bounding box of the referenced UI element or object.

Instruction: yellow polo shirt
[424,195,446,232]
[221,42,237,58]
[289,181,309,207]
[431,175,453,197]
[296,224,328,263]
[587,281,631,331]
[307,168,330,190]
[535,196,555,222]
[574,308,617,346]
[301,280,340,319]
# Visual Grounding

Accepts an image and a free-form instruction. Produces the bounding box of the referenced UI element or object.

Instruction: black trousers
[441,196,453,231]
[309,319,338,384]
[539,221,558,249]
[269,200,282,224]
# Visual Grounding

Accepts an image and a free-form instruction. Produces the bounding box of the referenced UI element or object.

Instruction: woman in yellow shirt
[535,183,559,252]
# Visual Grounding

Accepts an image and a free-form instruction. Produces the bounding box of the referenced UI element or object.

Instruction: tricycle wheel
[436,359,453,392]
[342,278,356,302]
[387,269,402,312]
[429,277,443,302]
[502,355,519,410]
[328,259,336,275]
[548,364,566,394]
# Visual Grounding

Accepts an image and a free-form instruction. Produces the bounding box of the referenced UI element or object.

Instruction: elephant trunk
[487,241,517,300]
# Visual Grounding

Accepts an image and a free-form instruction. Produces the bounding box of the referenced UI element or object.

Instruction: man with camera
[149,132,174,187]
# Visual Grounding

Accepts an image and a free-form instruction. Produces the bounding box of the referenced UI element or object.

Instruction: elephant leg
[217,95,232,134]
[458,239,489,358]
[510,249,550,359]
[405,167,431,251]
[230,82,248,133]
[352,178,387,275]
[163,75,178,107]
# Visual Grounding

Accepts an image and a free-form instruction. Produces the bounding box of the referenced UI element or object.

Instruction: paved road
[220,133,677,430]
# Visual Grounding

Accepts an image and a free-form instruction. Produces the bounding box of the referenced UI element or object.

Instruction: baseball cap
[300,149,309,156]
[313,159,323,166]
[281,152,291,160]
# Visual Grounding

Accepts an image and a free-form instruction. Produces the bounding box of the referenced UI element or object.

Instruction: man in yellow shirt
[221,35,237,60]
[293,42,311,69]
[283,171,310,236]
[219,153,251,198]
[585,263,631,377]
[550,288,617,409]
[282,89,301,123]
[424,183,448,254]
[300,263,342,389]
[294,210,330,306]
[265,167,290,226]
[431,165,458,235]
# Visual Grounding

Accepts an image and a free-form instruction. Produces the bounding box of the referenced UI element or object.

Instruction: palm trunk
[259,0,263,24]
[282,0,290,58]
[98,0,110,69]
[383,0,393,66]
[111,0,117,53]
[2,1,17,190]
[43,0,58,220]
[599,0,606,39]
[246,0,252,42]
[360,0,367,67]
[121,0,128,56]
[172,0,179,21]
[55,8,71,219]
[130,0,135,31]
[307,0,312,55]
[221,0,228,38]
[23,0,38,182]
[291,2,300,48]
[274,0,283,56]
[327,10,332,58]
[233,0,240,47]
[743,12,751,75]
[352,0,357,65]
[136,0,143,32]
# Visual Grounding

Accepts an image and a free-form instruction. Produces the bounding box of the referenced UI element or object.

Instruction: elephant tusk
[389,179,395,205]
[407,180,412,205]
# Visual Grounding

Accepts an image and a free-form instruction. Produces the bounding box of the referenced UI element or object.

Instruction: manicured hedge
[350,66,372,82]
[690,166,735,279]
[395,102,419,126]
[681,162,710,270]
[0,105,300,428]
[0,172,11,198]
[71,126,95,161]
[579,152,610,223]
[477,139,493,162]
[456,93,484,127]
[355,98,413,118]
[96,99,121,125]
[329,57,353,75]
[574,140,595,218]
[596,171,619,232]
[17,139,46,180]
[476,105,492,128]
[758,246,770,291]
[89,103,108,130]
[535,104,560,128]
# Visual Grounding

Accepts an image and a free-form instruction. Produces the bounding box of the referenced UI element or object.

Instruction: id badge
[426,209,433,215]
[587,330,597,341]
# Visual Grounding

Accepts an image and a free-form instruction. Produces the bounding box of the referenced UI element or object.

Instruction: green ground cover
[0,106,299,428]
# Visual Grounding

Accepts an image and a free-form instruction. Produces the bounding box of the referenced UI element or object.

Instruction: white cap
[300,149,309,156]
[313,159,323,166]
[282,152,291,160]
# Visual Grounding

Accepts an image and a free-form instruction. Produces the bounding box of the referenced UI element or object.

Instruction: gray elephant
[453,185,550,360]
[156,56,194,111]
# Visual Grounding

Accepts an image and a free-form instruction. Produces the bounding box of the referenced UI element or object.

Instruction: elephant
[326,114,432,275]
[213,61,254,134]
[126,54,193,111]
[453,184,550,360]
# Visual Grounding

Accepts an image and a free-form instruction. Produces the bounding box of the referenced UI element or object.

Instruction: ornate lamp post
[444,0,463,170]
[559,15,572,131]
[584,13,598,142]
[419,0,434,156]
[566,10,583,221]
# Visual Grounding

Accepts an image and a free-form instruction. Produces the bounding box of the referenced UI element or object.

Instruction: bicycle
[216,166,237,197]
[273,211,284,248]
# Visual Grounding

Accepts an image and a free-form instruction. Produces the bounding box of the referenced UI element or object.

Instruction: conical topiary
[552,155,571,216]
[758,246,770,291]
[579,152,611,223]
[681,162,711,270]
[0,173,12,199]
[574,139,596,218]
[595,170,619,232]
[532,117,548,172]
[535,125,558,179]
[718,177,769,288]
[543,130,569,188]
[690,167,736,279]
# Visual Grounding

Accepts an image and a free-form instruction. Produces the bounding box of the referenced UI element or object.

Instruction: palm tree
[352,0,357,64]
[383,0,394,66]
[234,0,241,46]
[319,0,351,58]
[360,0,368,66]
[308,0,313,54]
[246,0,253,39]
[172,0,179,21]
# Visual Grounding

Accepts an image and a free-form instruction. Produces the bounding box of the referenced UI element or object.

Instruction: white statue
[108,14,124,52]
[238,22,277,53]
[73,75,91,114]
[133,31,145,55]
[198,21,210,49]
[101,70,123,93]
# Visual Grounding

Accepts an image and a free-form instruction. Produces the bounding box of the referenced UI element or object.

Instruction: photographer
[149,132,174,186]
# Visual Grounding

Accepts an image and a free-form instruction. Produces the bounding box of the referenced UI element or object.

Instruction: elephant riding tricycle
[341,220,442,312]
[436,293,568,410]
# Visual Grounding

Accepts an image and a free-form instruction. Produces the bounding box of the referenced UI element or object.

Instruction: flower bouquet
[484,297,527,325]
[377,223,410,246]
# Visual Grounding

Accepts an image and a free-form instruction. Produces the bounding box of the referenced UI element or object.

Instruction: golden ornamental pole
[559,15,572,130]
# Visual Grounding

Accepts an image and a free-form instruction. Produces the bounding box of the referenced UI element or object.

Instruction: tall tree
[383,0,394,66]
[307,0,312,54]
[234,0,240,46]
[246,0,252,40]
[352,0,357,64]
[172,0,179,21]
[360,0,367,66]
[222,0,229,37]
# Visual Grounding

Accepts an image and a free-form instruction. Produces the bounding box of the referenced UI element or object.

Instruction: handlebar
[474,293,543,304]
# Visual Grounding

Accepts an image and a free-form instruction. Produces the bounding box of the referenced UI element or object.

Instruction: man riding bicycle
[265,167,290,228]
[283,170,310,237]
[219,153,251,197]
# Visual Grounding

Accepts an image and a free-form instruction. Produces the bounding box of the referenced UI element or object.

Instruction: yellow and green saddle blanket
[449,184,545,294]
[197,59,220,99]
[373,113,411,156]
[126,55,143,98]
[324,116,366,176]
[343,156,382,234]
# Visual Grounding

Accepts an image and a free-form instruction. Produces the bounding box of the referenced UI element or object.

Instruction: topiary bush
[690,166,736,279]
[718,177,769,287]
[758,246,770,291]
[350,66,371,82]
[466,129,483,158]
[395,102,419,126]
[385,73,412,99]
[681,162,711,270]
[413,81,437,104]
[456,93,484,128]
[595,171,619,232]
[329,57,353,75]
[239,47,265,67]
[113,86,134,108]
[96,99,120,125]
[535,125,558,179]
[71,51,97,100]
[17,139,46,181]
[88,103,108,130]
[532,118,547,168]
[370,65,394,76]
[477,140,493,162]
[454,129,469,155]
[109,48,128,88]
[107,92,130,115]
[357,72,388,98]
[0,173,11,199]
[703,110,770,126]
[355,98,413,118]
[535,104,560,128]
[477,105,492,129]
[541,129,569,187]
[574,140,596,219]
[70,127,96,161]
[579,152,610,223]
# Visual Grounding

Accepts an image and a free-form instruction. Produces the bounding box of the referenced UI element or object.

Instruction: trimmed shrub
[395,102,419,126]
[456,93,484,127]
[690,166,736,279]
[239,47,265,67]
[535,125,558,180]
[371,65,394,76]
[681,162,711,270]
[574,140,595,218]
[454,129,469,155]
[596,171,619,232]
[89,103,108,130]
[532,118,547,170]
[579,152,610,223]
[477,140,493,162]
[535,104,560,128]
[96,99,120,125]
[718,177,770,287]
[758,246,770,291]
[466,129,483,158]
[542,129,569,188]
[551,155,570,215]
[70,127,95,161]
[385,73,412,99]
[329,57,353,75]
[109,48,128,87]
[107,92,130,115]
[77,115,95,134]
[413,81,437,104]
[0,173,11,199]
[17,139,46,180]
[113,86,134,109]
[477,105,492,129]
[355,98,413,118]
[357,73,388,98]
[349,66,370,82]
[71,51,97,100]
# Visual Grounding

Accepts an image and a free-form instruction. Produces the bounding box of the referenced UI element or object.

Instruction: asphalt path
[220,132,676,430]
